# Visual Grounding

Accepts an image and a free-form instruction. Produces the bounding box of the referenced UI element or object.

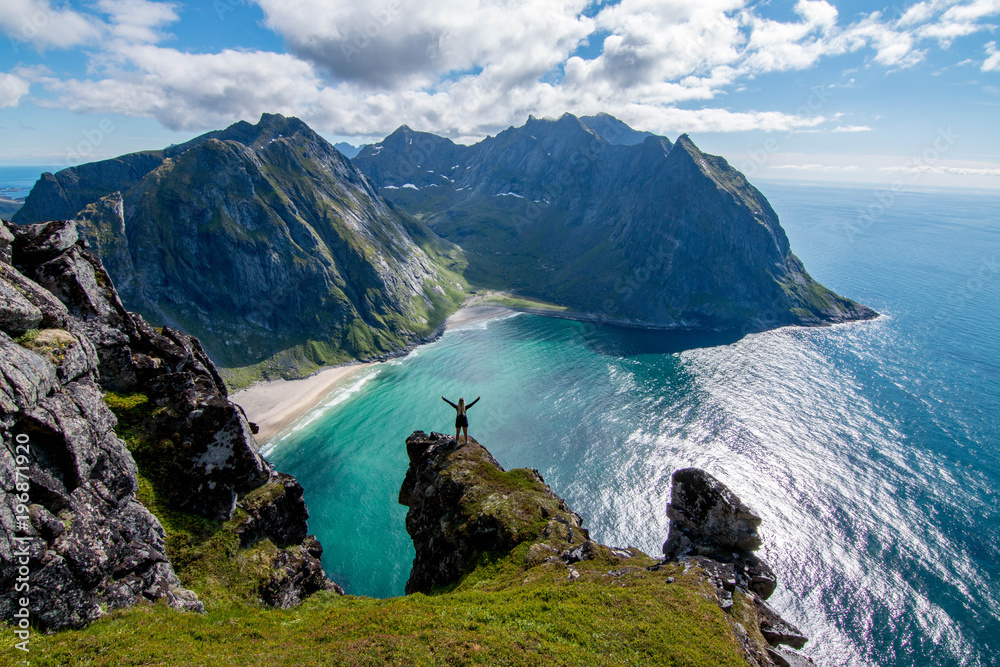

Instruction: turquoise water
[265,182,1000,667]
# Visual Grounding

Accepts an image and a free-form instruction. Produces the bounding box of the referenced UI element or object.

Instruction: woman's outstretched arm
[442,396,458,409]
[466,396,481,409]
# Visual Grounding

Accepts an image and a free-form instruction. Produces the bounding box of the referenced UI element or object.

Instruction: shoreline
[233,298,879,447]
[233,303,518,446]
[232,362,375,444]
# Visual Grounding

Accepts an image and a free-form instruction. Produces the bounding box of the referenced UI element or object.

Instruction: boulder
[0,281,42,337]
[664,467,763,555]
[11,219,78,261]
[236,472,309,549]
[259,536,343,608]
[756,597,809,650]
[0,262,71,329]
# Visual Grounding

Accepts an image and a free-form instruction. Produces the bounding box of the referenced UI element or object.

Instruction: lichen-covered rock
[0,280,41,336]
[0,376,204,630]
[0,260,71,330]
[400,430,588,594]
[3,218,335,627]
[259,536,343,608]
[144,370,269,521]
[0,221,208,629]
[11,219,78,261]
[236,472,309,549]
[0,333,58,425]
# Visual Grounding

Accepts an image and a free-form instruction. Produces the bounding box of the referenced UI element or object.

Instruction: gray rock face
[0,221,14,264]
[664,467,763,554]
[144,369,269,520]
[236,472,310,548]
[1,218,337,629]
[259,535,342,608]
[0,281,41,336]
[662,467,805,652]
[1,219,204,629]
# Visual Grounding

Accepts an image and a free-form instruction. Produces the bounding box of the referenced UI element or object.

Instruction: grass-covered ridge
[5,405,761,665]
[17,560,754,666]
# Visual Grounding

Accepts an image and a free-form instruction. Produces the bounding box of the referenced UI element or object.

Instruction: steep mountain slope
[355,113,876,331]
[18,114,466,385]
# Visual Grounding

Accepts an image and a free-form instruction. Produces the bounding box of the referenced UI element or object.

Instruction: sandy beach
[232,363,374,444]
[233,304,517,445]
[444,304,516,330]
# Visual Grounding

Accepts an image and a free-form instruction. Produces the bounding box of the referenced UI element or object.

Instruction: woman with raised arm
[442,395,481,444]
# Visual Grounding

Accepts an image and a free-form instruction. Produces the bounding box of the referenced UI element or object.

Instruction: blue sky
[1,0,999,189]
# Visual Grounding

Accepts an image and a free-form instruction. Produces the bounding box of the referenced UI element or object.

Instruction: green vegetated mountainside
[14,114,467,387]
[354,113,877,330]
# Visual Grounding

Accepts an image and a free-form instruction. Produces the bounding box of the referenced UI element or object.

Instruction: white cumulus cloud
[0,72,31,107]
[984,41,1000,70]
[0,0,102,50]
[253,0,595,88]
[23,0,1000,141]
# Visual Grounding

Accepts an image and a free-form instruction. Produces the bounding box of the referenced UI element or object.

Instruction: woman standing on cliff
[442,395,480,444]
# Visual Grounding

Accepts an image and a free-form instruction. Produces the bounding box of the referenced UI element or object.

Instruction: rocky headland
[400,430,814,666]
[355,113,878,333]
[1,218,338,631]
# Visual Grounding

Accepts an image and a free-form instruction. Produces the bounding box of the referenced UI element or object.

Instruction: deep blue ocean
[263,181,996,666]
[0,166,56,200]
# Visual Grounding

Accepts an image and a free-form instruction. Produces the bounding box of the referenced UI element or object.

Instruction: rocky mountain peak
[580,112,658,146]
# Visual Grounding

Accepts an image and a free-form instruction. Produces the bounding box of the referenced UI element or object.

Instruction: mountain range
[354,112,876,331]
[13,112,875,384]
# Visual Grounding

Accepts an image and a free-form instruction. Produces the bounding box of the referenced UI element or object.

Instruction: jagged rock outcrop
[663,468,810,664]
[15,114,466,383]
[1,219,203,629]
[234,472,343,606]
[356,113,877,332]
[1,218,336,630]
[400,430,590,594]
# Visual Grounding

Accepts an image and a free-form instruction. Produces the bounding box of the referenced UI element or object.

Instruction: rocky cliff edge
[1,218,339,630]
[400,430,816,666]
